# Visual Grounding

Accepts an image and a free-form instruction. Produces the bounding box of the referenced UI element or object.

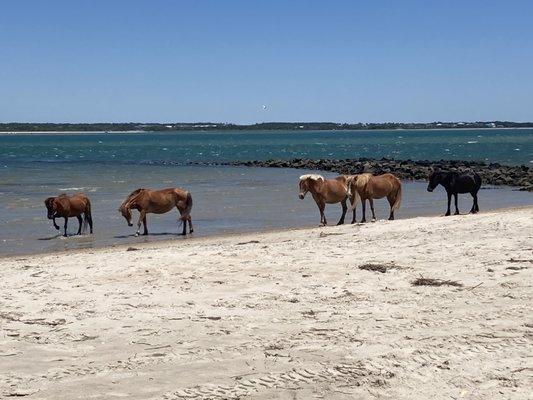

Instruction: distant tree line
[1,121,532,132]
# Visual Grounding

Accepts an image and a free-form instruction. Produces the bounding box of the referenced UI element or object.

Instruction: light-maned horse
[299,174,351,226]
[347,173,402,222]
[44,193,93,237]
[119,188,193,236]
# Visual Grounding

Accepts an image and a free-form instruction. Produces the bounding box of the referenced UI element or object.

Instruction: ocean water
[1,129,532,256]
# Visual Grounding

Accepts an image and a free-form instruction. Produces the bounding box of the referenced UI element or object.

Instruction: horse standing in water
[298,174,351,226]
[44,193,93,237]
[427,170,481,215]
[119,188,193,236]
[347,173,402,223]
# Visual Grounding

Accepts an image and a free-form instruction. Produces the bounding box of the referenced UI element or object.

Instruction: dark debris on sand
[412,277,463,287]
[358,263,401,273]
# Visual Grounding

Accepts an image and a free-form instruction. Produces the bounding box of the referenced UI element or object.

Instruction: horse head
[299,174,324,199]
[427,168,442,192]
[118,204,133,226]
[345,175,358,197]
[44,197,58,219]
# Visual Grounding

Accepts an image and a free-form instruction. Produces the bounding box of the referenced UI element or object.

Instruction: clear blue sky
[1,1,532,123]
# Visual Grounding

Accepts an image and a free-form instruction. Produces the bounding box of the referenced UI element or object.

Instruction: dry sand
[0,208,532,399]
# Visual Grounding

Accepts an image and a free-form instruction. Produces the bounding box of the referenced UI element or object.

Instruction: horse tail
[392,181,402,211]
[83,197,92,233]
[473,171,482,190]
[180,191,193,221]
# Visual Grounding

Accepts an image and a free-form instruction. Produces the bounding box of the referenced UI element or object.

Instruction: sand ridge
[0,208,532,399]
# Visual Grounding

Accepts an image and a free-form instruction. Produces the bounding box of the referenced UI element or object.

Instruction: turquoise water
[1,129,532,256]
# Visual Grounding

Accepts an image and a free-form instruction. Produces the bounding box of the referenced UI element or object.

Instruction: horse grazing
[44,193,93,237]
[119,188,193,236]
[299,174,350,226]
[427,169,481,216]
[347,173,402,223]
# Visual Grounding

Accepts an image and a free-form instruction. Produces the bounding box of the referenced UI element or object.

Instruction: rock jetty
[216,158,533,191]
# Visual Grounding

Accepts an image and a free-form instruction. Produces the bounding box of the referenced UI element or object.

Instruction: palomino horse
[44,193,93,237]
[299,174,350,226]
[119,188,193,236]
[427,169,481,216]
[347,173,402,222]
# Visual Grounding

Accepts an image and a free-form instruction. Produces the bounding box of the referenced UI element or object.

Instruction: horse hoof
[134,233,140,237]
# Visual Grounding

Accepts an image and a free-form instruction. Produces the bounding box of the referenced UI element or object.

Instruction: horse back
[366,174,400,198]
[56,193,90,217]
[454,173,481,193]
[323,178,349,203]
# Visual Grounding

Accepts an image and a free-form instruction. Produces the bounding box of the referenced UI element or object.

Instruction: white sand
[1,208,532,399]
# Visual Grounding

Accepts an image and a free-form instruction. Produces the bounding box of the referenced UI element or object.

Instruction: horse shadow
[113,232,187,239]
[38,234,63,241]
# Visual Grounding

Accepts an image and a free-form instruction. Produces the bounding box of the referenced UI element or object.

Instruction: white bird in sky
[262,105,267,110]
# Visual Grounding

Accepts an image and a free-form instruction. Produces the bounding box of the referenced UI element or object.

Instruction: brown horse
[119,188,193,236]
[347,173,402,223]
[299,174,350,226]
[44,193,93,237]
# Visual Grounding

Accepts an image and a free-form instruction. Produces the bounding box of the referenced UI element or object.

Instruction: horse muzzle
[427,187,434,192]
[299,193,305,200]
[128,222,133,227]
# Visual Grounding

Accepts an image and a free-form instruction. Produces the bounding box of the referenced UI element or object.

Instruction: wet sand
[0,207,532,399]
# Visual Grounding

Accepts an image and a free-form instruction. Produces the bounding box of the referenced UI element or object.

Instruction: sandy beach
[1,207,532,399]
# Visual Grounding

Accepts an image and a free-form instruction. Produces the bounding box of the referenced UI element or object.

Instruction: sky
[1,1,532,124]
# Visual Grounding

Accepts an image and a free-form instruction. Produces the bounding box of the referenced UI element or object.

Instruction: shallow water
[1,164,532,257]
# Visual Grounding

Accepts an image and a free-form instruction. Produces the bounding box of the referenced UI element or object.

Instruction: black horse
[427,170,482,216]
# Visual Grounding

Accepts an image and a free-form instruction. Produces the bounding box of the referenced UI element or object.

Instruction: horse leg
[180,217,187,235]
[63,217,68,237]
[317,201,326,226]
[337,199,347,225]
[53,217,60,230]
[360,199,367,223]
[142,215,148,235]
[135,210,146,236]
[188,217,194,233]
[369,199,376,221]
[470,192,479,213]
[88,214,93,234]
[454,193,460,215]
[387,194,395,220]
[445,192,452,216]
[76,215,83,235]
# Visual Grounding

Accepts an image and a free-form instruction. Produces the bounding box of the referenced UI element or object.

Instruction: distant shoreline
[2,127,533,135]
[1,120,533,134]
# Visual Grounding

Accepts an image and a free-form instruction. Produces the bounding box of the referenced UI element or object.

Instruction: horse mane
[120,188,146,210]
[354,173,372,190]
[299,174,324,182]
